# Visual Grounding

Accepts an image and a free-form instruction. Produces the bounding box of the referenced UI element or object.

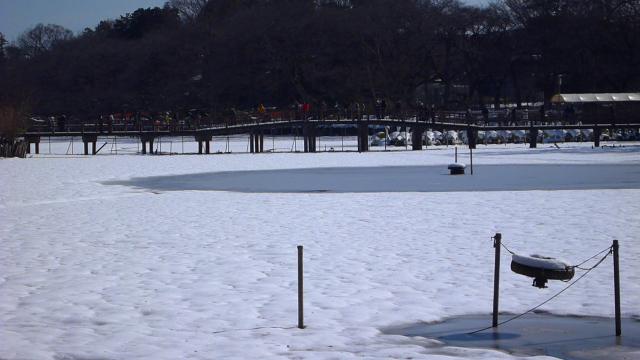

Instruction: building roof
[551,93,640,103]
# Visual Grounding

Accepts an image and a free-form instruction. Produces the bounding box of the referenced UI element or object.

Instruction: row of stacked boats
[370,128,640,146]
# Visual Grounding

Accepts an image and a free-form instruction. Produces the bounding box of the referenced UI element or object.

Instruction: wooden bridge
[22,116,640,155]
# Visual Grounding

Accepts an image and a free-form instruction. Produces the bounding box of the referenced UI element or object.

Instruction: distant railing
[25,107,632,134]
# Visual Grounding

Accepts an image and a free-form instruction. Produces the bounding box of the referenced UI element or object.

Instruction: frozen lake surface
[384,314,640,360]
[108,164,640,193]
[2,146,639,359]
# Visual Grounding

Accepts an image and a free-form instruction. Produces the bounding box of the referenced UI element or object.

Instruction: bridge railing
[25,107,630,135]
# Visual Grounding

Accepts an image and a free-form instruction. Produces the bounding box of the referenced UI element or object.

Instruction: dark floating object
[448,163,466,175]
[511,254,575,288]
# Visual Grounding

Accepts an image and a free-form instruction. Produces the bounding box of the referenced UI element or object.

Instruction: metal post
[613,240,621,336]
[455,146,458,163]
[470,147,474,175]
[493,233,501,328]
[304,132,308,153]
[404,125,408,150]
[297,245,304,329]
[530,127,538,148]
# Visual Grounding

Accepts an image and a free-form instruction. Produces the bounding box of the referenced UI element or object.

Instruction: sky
[0,0,490,42]
[0,0,167,41]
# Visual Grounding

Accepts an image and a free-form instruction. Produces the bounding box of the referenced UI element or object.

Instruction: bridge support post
[253,133,258,153]
[303,131,308,153]
[312,126,316,152]
[357,123,368,152]
[195,134,212,154]
[594,126,601,147]
[140,134,154,155]
[25,136,40,154]
[467,127,477,149]
[303,124,316,153]
[412,125,425,150]
[529,127,538,148]
[259,134,264,153]
[82,135,98,155]
[249,133,255,153]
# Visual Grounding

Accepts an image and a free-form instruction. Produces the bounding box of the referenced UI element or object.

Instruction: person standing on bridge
[509,107,517,126]
[481,105,489,125]
[395,101,402,120]
[466,107,473,125]
[258,103,266,123]
[302,103,311,119]
[430,104,437,123]
[108,114,115,133]
[57,115,66,132]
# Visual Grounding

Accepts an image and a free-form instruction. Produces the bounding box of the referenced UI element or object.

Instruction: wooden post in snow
[298,245,305,329]
[493,233,501,328]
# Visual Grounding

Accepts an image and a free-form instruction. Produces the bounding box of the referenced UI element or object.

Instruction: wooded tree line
[1,0,639,119]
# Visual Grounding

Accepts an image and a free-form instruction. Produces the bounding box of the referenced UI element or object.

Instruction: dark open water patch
[383,314,640,360]
[104,164,640,193]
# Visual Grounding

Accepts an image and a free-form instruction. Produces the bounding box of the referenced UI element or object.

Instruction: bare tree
[0,32,6,63]
[167,0,209,21]
[17,23,73,58]
[0,102,29,142]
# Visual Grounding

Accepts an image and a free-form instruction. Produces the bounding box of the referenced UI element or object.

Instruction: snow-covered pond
[1,144,639,360]
[108,164,640,193]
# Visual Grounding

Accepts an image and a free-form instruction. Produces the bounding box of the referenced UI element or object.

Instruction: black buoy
[511,254,575,288]
[448,163,466,175]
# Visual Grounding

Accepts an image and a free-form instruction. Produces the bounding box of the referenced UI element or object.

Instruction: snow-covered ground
[1,141,639,359]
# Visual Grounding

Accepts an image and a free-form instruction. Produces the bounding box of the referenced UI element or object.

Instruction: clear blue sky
[0,0,490,41]
[0,0,167,41]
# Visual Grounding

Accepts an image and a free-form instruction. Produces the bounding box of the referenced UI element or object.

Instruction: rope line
[571,246,613,270]
[492,236,611,270]
[491,235,516,255]
[468,248,612,335]
[500,242,516,255]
